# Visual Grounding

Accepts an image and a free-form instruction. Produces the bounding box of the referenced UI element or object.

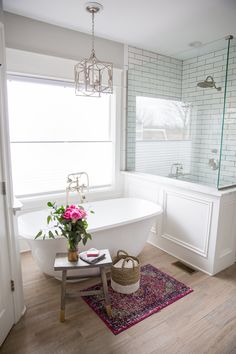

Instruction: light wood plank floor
[1,244,236,354]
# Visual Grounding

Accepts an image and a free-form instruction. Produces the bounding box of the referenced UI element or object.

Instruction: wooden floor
[2,244,236,354]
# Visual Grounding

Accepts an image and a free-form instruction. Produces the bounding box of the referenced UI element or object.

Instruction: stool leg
[100,267,112,318]
[60,269,67,322]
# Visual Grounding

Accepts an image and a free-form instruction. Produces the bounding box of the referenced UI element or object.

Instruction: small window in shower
[136,97,191,141]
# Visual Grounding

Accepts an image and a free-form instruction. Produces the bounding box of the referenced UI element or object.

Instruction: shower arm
[205,76,221,91]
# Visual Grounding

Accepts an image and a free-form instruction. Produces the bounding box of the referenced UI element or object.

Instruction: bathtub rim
[18,197,162,240]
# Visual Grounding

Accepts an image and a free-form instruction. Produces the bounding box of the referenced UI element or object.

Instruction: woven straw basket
[111,250,140,294]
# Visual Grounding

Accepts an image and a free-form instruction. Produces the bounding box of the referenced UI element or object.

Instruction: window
[7,77,114,197]
[136,96,191,141]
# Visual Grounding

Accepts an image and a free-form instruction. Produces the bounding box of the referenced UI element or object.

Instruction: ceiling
[3,0,236,57]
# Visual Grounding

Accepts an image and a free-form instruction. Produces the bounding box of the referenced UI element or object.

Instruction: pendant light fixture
[74,2,113,97]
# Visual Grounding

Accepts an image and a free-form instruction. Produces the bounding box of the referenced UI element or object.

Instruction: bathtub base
[27,218,155,278]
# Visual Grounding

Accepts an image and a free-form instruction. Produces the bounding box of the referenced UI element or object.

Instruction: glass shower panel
[182,37,227,187]
[218,37,236,189]
[128,38,232,188]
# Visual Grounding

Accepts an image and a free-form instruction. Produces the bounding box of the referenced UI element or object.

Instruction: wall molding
[148,240,213,276]
[218,199,236,260]
[161,190,213,258]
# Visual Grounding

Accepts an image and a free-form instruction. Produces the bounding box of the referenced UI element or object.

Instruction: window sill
[16,185,123,213]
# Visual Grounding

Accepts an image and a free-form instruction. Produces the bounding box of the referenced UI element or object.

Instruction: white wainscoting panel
[123,172,236,275]
[214,199,236,273]
[162,190,212,257]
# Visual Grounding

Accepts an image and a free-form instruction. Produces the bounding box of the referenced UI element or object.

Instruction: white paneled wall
[123,172,236,275]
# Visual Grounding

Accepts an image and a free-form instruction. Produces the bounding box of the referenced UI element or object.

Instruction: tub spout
[168,163,184,179]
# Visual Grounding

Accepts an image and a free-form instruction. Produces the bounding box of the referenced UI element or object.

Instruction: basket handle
[121,257,135,270]
[117,249,129,257]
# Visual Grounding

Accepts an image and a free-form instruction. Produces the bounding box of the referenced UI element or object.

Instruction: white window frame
[6,49,122,209]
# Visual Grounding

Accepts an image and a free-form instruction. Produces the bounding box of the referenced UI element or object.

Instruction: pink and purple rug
[82,264,193,335]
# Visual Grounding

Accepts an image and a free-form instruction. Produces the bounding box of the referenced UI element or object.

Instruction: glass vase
[67,249,79,262]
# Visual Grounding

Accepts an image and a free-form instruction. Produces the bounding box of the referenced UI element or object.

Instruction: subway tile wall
[136,141,192,177]
[127,42,236,187]
[127,46,184,174]
[182,48,226,186]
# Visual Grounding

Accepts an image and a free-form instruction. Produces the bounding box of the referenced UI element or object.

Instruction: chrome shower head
[197,76,221,91]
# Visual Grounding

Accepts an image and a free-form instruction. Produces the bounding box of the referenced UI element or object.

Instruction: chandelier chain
[91,11,95,55]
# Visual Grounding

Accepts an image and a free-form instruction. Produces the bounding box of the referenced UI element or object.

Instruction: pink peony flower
[70,209,82,221]
[63,210,72,220]
[68,205,77,210]
[63,205,87,221]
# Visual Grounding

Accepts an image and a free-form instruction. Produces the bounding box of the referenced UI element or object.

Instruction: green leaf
[49,230,55,239]
[35,230,43,239]
[47,201,54,207]
[90,210,95,214]
[59,226,68,238]
[47,215,51,224]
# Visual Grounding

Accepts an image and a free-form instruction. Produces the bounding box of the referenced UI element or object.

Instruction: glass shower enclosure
[127,35,236,190]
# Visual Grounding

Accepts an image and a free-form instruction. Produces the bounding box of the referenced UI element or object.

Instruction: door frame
[0,21,25,324]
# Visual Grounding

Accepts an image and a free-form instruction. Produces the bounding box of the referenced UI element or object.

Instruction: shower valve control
[209,158,219,170]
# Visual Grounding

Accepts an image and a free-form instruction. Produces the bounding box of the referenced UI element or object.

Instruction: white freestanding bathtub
[18,198,162,278]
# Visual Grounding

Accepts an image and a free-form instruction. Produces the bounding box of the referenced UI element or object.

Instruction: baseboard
[147,240,213,276]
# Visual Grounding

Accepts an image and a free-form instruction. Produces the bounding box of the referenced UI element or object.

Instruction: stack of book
[80,248,106,264]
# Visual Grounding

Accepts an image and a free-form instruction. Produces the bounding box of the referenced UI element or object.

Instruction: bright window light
[7,77,113,196]
[136,96,191,141]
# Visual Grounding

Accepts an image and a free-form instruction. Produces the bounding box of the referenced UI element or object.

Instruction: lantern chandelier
[74,2,113,97]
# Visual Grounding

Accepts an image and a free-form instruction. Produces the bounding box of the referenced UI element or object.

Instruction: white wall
[3,12,124,69]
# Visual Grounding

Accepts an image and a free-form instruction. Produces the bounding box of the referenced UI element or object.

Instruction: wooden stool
[54,249,112,322]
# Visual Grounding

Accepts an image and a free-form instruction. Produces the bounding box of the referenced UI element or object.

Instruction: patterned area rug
[82,264,193,335]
